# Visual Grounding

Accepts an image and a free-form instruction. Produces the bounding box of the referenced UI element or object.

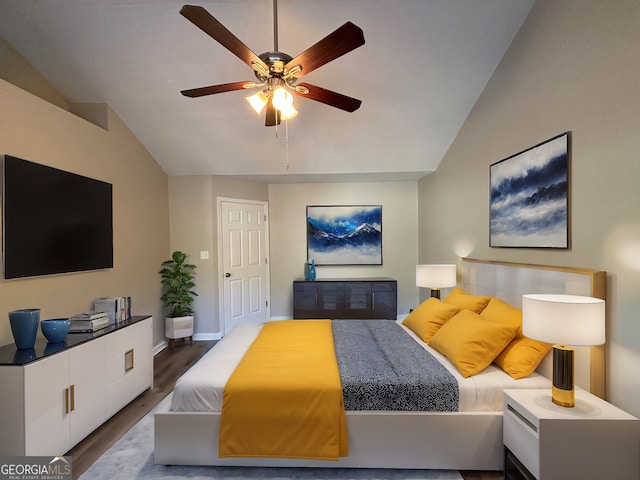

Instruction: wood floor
[66,339,503,480]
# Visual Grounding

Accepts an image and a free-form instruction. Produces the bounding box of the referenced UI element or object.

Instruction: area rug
[78,405,463,480]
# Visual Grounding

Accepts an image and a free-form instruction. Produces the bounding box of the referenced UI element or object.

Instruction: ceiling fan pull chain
[285,120,290,171]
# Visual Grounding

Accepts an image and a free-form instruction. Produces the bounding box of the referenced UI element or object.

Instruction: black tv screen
[2,155,113,279]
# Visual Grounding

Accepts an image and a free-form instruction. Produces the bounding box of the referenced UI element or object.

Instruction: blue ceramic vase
[304,259,316,281]
[9,308,40,350]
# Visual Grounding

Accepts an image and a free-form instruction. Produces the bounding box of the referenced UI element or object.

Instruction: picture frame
[490,132,569,248]
[306,205,382,265]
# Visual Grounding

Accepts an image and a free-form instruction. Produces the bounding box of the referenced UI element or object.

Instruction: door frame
[216,197,270,336]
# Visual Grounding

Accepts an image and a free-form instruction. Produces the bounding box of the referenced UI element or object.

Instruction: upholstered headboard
[460,258,606,398]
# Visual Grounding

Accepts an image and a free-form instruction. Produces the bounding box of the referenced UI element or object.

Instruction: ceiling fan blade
[180,5,269,72]
[265,99,281,127]
[285,22,365,78]
[181,81,253,98]
[294,83,362,112]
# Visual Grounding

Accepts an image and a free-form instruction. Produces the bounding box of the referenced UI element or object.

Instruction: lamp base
[552,345,575,407]
[430,289,441,299]
[552,385,575,407]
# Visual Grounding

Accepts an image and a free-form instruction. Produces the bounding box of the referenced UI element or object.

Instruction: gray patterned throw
[332,320,459,411]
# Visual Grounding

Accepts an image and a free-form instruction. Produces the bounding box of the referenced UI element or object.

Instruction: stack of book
[94,296,131,325]
[69,311,110,333]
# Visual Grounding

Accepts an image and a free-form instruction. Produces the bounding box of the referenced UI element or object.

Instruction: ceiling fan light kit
[179,1,365,126]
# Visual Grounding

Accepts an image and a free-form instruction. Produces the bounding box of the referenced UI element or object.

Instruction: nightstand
[503,388,640,480]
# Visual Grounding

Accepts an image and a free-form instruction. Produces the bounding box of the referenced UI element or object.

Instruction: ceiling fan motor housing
[255,51,295,81]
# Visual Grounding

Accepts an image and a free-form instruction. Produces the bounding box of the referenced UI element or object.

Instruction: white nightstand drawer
[504,402,540,478]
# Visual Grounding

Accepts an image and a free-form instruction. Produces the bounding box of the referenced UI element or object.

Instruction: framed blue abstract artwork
[306,205,382,265]
[490,132,569,248]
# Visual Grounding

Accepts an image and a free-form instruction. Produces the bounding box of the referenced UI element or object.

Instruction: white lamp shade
[416,264,457,289]
[246,91,268,115]
[522,294,605,346]
[279,103,298,120]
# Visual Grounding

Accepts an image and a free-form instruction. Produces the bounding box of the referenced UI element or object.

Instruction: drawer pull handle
[64,387,69,415]
[507,404,537,433]
[70,384,75,412]
[125,349,135,373]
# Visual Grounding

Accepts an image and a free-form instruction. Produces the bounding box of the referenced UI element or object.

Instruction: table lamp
[416,264,457,299]
[522,294,605,407]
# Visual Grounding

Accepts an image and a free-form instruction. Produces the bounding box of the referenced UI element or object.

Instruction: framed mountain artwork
[306,205,382,265]
[490,132,569,248]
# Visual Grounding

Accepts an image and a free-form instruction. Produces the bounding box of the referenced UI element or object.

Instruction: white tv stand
[0,315,152,456]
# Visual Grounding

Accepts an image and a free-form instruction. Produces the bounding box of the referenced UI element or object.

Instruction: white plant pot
[165,315,194,348]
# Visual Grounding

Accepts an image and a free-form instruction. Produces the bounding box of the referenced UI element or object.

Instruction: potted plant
[160,250,197,348]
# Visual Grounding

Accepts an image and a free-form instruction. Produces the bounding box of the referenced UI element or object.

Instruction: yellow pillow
[493,336,552,379]
[480,297,552,379]
[443,287,491,314]
[429,309,519,378]
[402,298,460,342]
[480,297,522,334]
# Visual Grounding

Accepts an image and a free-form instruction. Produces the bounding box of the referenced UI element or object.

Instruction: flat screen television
[2,155,113,279]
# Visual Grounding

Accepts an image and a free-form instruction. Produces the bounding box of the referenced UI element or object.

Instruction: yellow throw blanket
[219,320,348,460]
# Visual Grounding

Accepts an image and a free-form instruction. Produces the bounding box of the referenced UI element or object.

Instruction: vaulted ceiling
[0,0,535,183]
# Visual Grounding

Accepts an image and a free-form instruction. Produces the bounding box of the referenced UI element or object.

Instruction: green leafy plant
[159,251,198,317]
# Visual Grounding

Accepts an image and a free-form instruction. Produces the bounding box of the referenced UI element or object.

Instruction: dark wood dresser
[293,278,397,319]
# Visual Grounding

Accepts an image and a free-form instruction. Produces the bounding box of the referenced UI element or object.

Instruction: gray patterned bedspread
[332,320,459,411]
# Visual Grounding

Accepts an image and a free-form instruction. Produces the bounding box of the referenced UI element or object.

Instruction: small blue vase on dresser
[9,308,40,350]
[304,259,316,281]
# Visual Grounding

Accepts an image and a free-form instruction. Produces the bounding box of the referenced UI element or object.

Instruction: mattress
[170,319,550,413]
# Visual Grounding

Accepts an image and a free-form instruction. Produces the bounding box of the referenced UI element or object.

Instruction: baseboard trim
[153,342,167,356]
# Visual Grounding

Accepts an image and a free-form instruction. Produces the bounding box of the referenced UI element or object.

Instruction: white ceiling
[0,0,535,183]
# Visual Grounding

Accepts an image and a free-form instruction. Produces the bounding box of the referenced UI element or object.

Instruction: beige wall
[418,0,640,416]
[0,80,170,348]
[268,182,419,318]
[168,175,268,335]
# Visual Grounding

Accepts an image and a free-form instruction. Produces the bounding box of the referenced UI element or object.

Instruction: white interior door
[219,198,269,335]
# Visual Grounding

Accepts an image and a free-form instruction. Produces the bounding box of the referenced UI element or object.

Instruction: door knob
[225,272,231,277]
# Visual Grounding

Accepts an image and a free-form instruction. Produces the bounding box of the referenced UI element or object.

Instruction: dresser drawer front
[371,282,396,292]
[105,318,152,390]
[106,360,152,418]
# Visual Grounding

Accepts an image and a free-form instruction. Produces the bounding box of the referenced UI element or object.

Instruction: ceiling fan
[179,1,365,126]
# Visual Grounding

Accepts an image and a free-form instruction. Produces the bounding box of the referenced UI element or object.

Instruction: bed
[154,258,606,470]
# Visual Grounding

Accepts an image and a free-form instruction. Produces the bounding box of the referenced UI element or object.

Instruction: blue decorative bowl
[41,318,70,343]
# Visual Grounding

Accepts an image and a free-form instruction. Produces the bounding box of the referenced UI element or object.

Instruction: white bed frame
[154,258,606,470]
